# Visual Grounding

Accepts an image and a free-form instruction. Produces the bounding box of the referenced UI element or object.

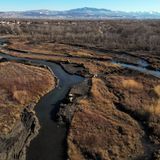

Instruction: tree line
[0,19,160,51]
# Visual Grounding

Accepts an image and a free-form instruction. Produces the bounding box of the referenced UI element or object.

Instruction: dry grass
[154,85,160,96]
[68,77,144,160]
[146,85,160,115]
[122,79,143,89]
[68,139,85,160]
[9,41,70,56]
[1,38,160,158]
[0,62,55,134]
[8,39,111,60]
[68,69,160,159]
[146,100,160,115]
[1,39,118,77]
[12,90,30,105]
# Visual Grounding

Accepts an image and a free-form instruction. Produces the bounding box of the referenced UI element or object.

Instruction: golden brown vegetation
[0,36,160,159]
[7,38,111,60]
[68,77,144,160]
[147,85,160,115]
[154,85,160,96]
[68,70,160,159]
[122,79,143,89]
[105,73,160,116]
[0,62,55,134]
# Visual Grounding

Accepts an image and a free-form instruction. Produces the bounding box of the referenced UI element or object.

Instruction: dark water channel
[0,52,84,160]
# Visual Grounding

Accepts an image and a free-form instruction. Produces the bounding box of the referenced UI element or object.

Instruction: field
[0,20,160,160]
[0,61,55,135]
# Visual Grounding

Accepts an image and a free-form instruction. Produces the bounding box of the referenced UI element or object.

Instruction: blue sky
[1,0,160,12]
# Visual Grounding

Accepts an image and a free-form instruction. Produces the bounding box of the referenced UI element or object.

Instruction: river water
[0,52,84,160]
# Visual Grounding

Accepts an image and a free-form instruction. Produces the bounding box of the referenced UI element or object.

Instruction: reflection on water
[137,59,149,67]
[113,61,160,78]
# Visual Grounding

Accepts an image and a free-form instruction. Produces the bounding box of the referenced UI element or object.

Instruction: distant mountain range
[0,7,160,19]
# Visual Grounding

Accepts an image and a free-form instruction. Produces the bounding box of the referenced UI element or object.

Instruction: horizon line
[1,7,160,13]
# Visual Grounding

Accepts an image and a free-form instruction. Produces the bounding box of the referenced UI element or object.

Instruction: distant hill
[0,7,160,19]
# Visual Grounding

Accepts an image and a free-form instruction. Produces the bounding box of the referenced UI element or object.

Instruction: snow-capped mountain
[0,7,160,19]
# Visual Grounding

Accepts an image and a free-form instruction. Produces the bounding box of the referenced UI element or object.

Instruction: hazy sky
[1,0,160,12]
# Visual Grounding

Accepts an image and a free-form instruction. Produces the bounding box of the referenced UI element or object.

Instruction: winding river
[0,52,84,160]
[0,40,160,160]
